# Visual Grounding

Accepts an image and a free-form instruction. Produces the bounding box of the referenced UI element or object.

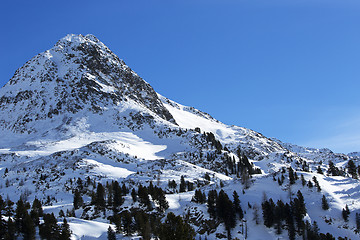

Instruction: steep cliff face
[0,34,175,134]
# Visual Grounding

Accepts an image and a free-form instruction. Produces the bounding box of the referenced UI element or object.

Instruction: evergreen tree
[95,183,106,211]
[301,174,306,186]
[179,176,186,193]
[5,199,14,217]
[121,210,133,236]
[134,210,151,240]
[327,161,340,176]
[313,176,321,192]
[158,212,196,240]
[288,167,296,185]
[73,189,83,210]
[342,205,350,222]
[156,188,169,212]
[107,226,116,240]
[217,190,236,239]
[106,182,113,207]
[292,190,306,232]
[121,183,128,194]
[356,213,360,231]
[59,218,71,240]
[308,180,313,188]
[207,190,218,219]
[15,199,28,233]
[112,181,124,211]
[22,212,36,240]
[232,191,243,219]
[168,180,177,189]
[0,196,7,239]
[192,189,205,203]
[321,195,329,210]
[138,185,151,209]
[317,166,323,174]
[274,200,285,235]
[347,160,358,179]
[6,217,16,240]
[262,198,275,228]
[285,204,296,240]
[131,188,137,202]
[30,198,43,226]
[39,213,61,240]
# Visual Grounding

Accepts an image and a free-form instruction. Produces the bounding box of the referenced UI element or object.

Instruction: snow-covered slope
[0,34,359,240]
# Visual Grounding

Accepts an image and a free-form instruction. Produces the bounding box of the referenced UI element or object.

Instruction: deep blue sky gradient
[1,0,360,153]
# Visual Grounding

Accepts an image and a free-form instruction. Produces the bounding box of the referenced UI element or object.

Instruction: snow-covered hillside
[0,34,359,240]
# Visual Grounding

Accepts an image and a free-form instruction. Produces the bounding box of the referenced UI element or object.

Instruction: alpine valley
[0,34,359,240]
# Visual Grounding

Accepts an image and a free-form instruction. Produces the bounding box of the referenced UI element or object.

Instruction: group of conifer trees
[73,179,177,239]
[107,209,195,240]
[261,191,306,239]
[327,159,360,178]
[192,189,243,239]
[0,195,71,240]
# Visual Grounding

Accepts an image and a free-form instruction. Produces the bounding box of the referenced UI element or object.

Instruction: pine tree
[5,199,14,217]
[217,190,236,239]
[95,183,106,210]
[347,160,358,179]
[288,167,296,185]
[301,174,306,186]
[328,161,340,176]
[158,212,196,240]
[192,189,205,203]
[30,200,41,226]
[73,189,83,210]
[316,166,323,174]
[179,176,186,193]
[21,212,36,240]
[168,180,177,189]
[157,188,169,212]
[233,191,243,219]
[107,226,116,240]
[138,185,151,209]
[262,199,275,228]
[121,210,133,236]
[342,205,350,222]
[285,203,296,240]
[321,195,329,210]
[39,213,61,240]
[356,213,360,231]
[59,218,71,240]
[131,188,137,202]
[121,183,128,194]
[112,181,124,211]
[274,200,285,235]
[15,199,28,233]
[292,190,306,232]
[313,176,321,192]
[6,217,16,240]
[207,190,218,219]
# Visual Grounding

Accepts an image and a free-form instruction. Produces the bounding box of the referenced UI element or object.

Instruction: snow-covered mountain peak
[1,35,360,240]
[0,34,176,136]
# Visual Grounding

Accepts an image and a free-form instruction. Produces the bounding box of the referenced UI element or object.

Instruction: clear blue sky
[1,0,360,153]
